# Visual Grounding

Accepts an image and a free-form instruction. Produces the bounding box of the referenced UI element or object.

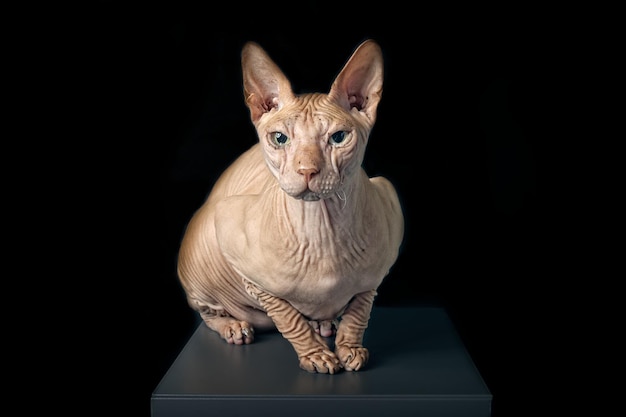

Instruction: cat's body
[177,40,404,374]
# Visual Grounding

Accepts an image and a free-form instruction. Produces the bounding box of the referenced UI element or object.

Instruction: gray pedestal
[152,306,492,416]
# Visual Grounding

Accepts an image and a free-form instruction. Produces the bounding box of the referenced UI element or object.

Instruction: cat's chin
[300,193,321,202]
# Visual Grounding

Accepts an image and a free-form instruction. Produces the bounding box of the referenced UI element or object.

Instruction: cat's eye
[329,130,348,145]
[271,132,289,146]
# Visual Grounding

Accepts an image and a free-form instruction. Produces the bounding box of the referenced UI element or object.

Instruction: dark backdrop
[77,4,575,417]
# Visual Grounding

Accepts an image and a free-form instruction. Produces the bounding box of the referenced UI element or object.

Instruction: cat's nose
[297,167,319,183]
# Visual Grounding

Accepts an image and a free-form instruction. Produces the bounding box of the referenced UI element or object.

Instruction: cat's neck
[264,170,372,240]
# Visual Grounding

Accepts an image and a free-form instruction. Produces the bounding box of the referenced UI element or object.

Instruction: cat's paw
[308,319,337,337]
[299,349,342,374]
[221,321,255,345]
[335,345,369,371]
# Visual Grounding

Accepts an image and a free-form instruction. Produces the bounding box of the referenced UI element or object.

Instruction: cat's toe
[240,324,255,344]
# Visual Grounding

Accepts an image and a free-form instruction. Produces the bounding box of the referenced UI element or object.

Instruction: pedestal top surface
[153,306,491,398]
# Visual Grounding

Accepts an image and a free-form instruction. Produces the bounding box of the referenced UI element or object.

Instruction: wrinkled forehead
[260,94,354,135]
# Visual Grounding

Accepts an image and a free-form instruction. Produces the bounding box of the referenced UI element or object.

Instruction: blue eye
[272,132,289,146]
[330,131,347,145]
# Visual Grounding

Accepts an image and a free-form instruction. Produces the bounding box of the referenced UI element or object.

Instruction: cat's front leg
[334,289,377,371]
[244,280,342,374]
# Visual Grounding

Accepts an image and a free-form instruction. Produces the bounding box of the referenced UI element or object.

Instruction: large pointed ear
[241,42,296,123]
[328,40,383,123]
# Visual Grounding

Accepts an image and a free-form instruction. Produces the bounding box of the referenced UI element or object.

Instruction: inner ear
[329,40,384,120]
[242,42,295,123]
[345,85,371,111]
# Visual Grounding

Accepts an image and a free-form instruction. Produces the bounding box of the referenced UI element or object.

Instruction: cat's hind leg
[197,305,255,345]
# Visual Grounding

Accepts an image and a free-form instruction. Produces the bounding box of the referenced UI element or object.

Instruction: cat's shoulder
[368,176,403,214]
[369,176,399,197]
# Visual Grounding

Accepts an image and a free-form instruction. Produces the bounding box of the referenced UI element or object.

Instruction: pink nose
[297,168,319,183]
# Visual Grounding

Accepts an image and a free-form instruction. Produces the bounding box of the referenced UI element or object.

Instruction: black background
[64,3,593,416]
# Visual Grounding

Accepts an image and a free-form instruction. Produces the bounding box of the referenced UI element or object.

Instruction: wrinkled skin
[177,40,404,373]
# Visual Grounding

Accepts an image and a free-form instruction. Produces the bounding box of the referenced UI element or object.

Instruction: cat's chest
[215,191,392,311]
[256,245,379,318]
[251,233,382,290]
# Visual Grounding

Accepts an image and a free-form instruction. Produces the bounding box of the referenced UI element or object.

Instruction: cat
[177,39,404,374]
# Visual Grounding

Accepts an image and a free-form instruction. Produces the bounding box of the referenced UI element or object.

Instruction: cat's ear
[241,42,296,123]
[328,40,383,123]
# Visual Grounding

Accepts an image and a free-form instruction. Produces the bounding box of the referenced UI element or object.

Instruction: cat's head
[241,40,383,202]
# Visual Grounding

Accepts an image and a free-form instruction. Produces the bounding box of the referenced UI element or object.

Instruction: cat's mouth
[286,184,334,201]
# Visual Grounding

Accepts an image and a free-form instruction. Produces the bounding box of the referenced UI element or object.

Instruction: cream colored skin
[177,40,404,374]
